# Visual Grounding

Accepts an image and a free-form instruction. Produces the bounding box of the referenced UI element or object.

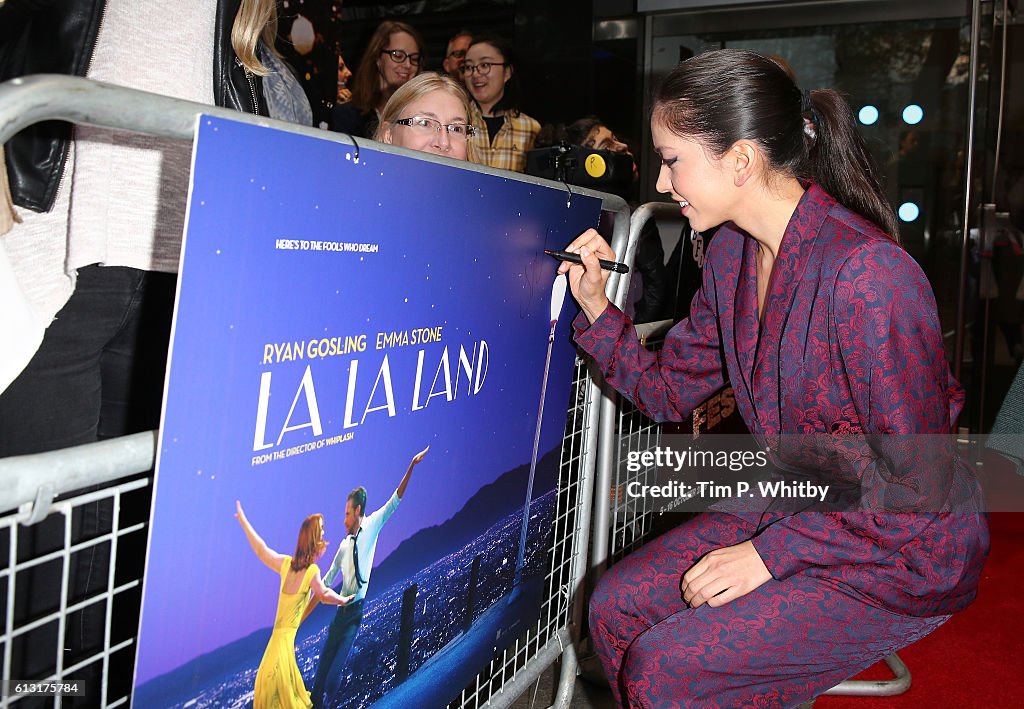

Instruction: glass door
[640,0,1018,431]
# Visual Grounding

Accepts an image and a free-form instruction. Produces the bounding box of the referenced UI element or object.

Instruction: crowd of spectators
[328,24,543,175]
[320,21,680,323]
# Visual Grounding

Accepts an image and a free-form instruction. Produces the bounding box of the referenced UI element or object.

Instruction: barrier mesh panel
[449,358,593,708]
[1,476,151,708]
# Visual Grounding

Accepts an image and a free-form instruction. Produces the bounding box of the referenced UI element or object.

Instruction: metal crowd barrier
[0,435,155,709]
[591,202,686,578]
[0,75,630,709]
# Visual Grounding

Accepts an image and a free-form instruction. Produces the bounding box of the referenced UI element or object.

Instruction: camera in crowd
[525,142,635,193]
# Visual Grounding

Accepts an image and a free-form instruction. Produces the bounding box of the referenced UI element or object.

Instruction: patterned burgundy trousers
[589,512,949,708]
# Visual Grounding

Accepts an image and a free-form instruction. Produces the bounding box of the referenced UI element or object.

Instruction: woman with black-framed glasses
[460,35,539,173]
[331,20,425,138]
[376,72,474,161]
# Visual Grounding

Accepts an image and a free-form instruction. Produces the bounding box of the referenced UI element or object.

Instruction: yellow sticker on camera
[585,153,607,178]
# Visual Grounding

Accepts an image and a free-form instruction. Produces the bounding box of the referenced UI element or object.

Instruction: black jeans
[0,264,175,706]
[0,264,176,456]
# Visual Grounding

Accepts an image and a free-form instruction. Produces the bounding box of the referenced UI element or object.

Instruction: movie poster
[132,116,600,708]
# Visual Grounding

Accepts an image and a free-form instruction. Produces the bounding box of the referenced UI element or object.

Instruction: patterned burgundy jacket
[574,183,988,617]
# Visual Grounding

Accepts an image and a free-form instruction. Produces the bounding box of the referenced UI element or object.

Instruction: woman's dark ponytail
[803,89,900,242]
[653,50,899,242]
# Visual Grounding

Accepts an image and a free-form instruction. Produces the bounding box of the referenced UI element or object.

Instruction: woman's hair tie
[800,89,813,112]
[800,89,818,141]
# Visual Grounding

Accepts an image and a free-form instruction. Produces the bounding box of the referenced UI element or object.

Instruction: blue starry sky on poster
[135,115,601,684]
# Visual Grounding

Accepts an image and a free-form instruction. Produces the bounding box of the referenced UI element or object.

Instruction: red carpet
[817,504,1024,706]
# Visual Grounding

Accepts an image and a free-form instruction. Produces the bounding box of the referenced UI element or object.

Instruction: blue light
[898,202,920,222]
[858,105,879,125]
[902,104,924,125]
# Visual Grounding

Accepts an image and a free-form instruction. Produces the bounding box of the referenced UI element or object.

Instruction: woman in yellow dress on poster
[236,501,354,709]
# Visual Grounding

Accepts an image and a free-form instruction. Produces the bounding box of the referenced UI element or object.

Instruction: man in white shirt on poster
[309,446,430,708]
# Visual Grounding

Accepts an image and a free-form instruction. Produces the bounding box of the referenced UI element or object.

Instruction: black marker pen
[544,249,630,274]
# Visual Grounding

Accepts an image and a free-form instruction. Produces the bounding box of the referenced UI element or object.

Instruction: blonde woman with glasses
[376,72,475,161]
[332,20,426,138]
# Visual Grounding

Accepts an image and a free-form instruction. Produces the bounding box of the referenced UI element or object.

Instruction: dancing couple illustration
[235,446,430,709]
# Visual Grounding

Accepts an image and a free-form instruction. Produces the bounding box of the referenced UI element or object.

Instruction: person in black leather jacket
[0,0,308,452]
[0,2,301,703]
[0,0,268,213]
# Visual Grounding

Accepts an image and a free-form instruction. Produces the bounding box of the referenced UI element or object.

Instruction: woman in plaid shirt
[461,36,540,173]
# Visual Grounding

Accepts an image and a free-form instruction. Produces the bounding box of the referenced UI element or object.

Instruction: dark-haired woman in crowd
[461,35,539,173]
[331,20,424,138]
[561,49,988,707]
